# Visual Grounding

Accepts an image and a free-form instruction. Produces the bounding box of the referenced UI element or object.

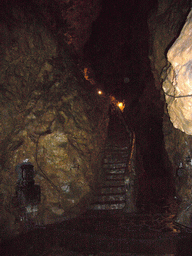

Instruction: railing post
[116,107,137,212]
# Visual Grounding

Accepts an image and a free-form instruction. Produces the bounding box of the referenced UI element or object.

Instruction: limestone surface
[0,3,109,238]
[148,0,192,227]
[163,10,192,135]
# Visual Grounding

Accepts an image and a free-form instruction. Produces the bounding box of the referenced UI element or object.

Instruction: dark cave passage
[84,0,175,210]
[2,1,192,254]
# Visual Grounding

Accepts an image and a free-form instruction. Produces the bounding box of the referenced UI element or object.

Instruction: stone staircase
[89,107,133,211]
[90,146,130,210]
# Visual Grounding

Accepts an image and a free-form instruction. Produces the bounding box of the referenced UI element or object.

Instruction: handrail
[115,106,137,212]
[115,106,136,174]
[128,131,136,174]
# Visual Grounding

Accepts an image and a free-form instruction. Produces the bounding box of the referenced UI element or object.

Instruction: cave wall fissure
[148,0,192,226]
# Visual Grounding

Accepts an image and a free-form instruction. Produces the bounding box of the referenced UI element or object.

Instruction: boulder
[163,10,192,135]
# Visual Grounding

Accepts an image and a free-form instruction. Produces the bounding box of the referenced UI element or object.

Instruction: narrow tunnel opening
[84,0,176,213]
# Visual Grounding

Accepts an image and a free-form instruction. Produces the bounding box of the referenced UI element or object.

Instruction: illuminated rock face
[163,10,192,135]
[149,3,192,227]
[0,3,109,237]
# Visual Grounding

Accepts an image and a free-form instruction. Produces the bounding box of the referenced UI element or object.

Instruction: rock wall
[163,10,192,135]
[162,10,192,226]
[148,0,192,227]
[148,0,190,89]
[0,2,109,238]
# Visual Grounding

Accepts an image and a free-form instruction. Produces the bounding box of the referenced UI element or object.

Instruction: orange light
[118,102,123,108]
[98,90,103,95]
[110,96,125,112]
[84,67,89,80]
[117,101,125,112]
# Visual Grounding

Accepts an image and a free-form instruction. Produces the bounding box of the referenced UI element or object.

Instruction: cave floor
[1,210,192,256]
[1,109,192,255]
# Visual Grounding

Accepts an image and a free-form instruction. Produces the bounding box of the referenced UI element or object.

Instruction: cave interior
[1,0,192,254]
[84,0,174,209]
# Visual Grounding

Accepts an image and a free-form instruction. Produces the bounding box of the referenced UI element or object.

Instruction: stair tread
[104,153,129,157]
[104,155,129,159]
[95,194,126,200]
[106,179,125,182]
[105,150,129,154]
[103,161,128,165]
[89,112,132,212]
[103,162,127,165]
[100,184,125,188]
[89,203,125,210]
[106,169,125,174]
[105,146,129,150]
[105,180,125,185]
[106,172,125,175]
[92,200,126,205]
[100,188,126,194]
[97,191,125,196]
[106,174,125,178]
[103,164,127,169]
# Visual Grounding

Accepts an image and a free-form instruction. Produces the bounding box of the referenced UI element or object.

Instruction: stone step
[104,151,129,157]
[103,163,127,169]
[97,191,125,196]
[100,186,126,194]
[105,180,125,186]
[106,179,125,183]
[106,173,125,180]
[104,151,129,156]
[103,159,128,164]
[88,113,132,212]
[105,146,129,151]
[94,194,126,203]
[103,155,129,163]
[89,202,125,210]
[92,200,126,206]
[105,168,125,174]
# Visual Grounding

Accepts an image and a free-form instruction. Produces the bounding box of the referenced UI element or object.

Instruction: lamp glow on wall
[117,101,125,112]
[110,96,125,112]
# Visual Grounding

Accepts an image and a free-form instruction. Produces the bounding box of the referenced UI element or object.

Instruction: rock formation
[162,9,192,227]
[163,10,192,135]
[0,1,109,237]
[1,0,192,241]
[149,0,192,227]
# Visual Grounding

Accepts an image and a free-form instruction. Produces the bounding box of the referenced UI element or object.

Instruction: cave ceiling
[84,0,158,101]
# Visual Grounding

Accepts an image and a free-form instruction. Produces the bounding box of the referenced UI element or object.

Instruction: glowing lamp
[118,102,123,108]
[117,101,125,111]
[98,90,103,95]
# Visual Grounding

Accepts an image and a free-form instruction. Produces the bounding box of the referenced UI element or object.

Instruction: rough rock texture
[162,10,192,226]
[148,0,190,89]
[63,0,101,54]
[0,2,109,238]
[148,0,192,227]
[163,10,192,135]
[163,111,192,226]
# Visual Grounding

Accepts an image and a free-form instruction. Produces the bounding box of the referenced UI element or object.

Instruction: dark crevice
[84,0,175,209]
